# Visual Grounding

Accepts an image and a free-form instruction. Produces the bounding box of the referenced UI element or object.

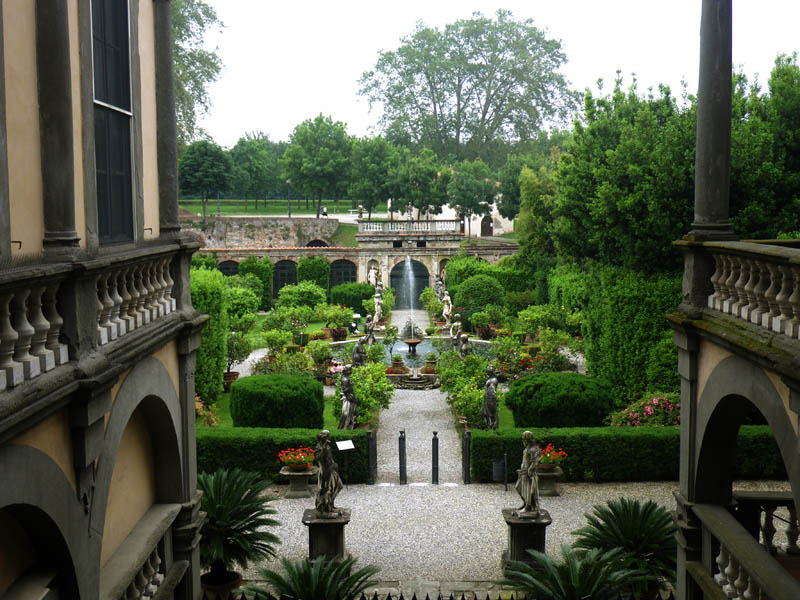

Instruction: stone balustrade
[693,503,800,600]
[358,219,461,234]
[705,242,800,338]
[95,256,176,346]
[0,275,69,391]
[122,546,165,600]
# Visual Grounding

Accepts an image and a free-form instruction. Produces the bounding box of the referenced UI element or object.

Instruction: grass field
[330,223,358,247]
[179,198,388,217]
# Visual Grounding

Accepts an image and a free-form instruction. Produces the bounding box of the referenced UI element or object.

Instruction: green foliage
[260,330,292,356]
[349,136,399,218]
[330,283,375,313]
[363,286,396,321]
[419,287,443,317]
[255,351,314,377]
[191,253,219,270]
[226,272,263,303]
[230,375,323,428]
[548,264,681,402]
[277,281,327,309]
[445,254,528,298]
[447,159,496,233]
[349,362,395,425]
[366,343,385,363]
[197,468,280,575]
[179,140,232,220]
[504,373,615,428]
[607,393,681,427]
[470,311,491,328]
[224,286,259,319]
[226,333,252,373]
[506,290,538,314]
[359,10,576,164]
[197,427,370,483]
[314,304,353,329]
[297,256,331,290]
[305,340,333,365]
[228,133,282,201]
[470,425,785,483]
[191,267,228,404]
[262,305,314,338]
[453,274,505,328]
[387,147,448,217]
[438,350,490,427]
[572,498,676,592]
[516,162,559,254]
[238,256,274,310]
[381,326,398,356]
[517,304,563,333]
[501,545,645,600]
[256,555,381,600]
[645,331,680,393]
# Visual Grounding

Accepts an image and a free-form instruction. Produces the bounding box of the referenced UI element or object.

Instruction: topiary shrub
[192,253,219,271]
[230,374,323,428]
[276,280,327,308]
[191,267,228,404]
[330,282,374,312]
[238,256,274,310]
[297,256,330,290]
[504,372,615,428]
[224,286,259,319]
[452,273,505,328]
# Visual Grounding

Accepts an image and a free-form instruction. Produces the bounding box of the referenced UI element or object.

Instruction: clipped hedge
[238,256,273,309]
[470,426,786,483]
[190,267,227,405]
[297,256,330,290]
[452,273,505,328]
[330,282,375,313]
[197,427,369,483]
[445,254,528,294]
[230,374,323,429]
[504,373,615,427]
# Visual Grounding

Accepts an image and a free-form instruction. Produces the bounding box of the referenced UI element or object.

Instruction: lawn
[245,318,328,349]
[330,223,358,247]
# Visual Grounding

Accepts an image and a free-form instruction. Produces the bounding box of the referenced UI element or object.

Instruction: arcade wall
[181,216,340,248]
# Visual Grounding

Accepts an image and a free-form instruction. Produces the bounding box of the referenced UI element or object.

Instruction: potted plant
[317,304,353,341]
[425,326,436,336]
[278,446,315,471]
[255,556,380,600]
[382,326,399,356]
[538,443,568,471]
[224,332,252,391]
[386,353,406,375]
[470,311,494,340]
[305,340,333,377]
[422,352,438,374]
[198,468,280,598]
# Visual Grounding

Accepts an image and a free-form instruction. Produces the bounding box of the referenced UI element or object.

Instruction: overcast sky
[198,1,800,149]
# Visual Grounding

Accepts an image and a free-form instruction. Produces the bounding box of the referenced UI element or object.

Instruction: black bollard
[432,431,439,484]
[399,429,407,484]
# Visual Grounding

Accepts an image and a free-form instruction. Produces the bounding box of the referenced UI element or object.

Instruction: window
[92,0,133,243]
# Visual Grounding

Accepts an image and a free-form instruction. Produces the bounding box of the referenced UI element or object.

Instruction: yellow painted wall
[696,338,732,407]
[68,0,86,248]
[0,509,36,596]
[101,407,156,566]
[152,340,180,397]
[10,410,77,492]
[138,1,160,239]
[765,369,797,434]
[4,1,44,255]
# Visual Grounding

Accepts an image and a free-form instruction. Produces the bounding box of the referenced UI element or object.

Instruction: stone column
[154,0,181,237]
[36,0,80,252]
[690,0,734,239]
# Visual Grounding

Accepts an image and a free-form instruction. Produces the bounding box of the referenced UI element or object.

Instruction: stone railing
[95,256,176,346]
[358,220,461,234]
[733,491,800,556]
[692,503,800,600]
[705,241,800,338]
[0,269,70,391]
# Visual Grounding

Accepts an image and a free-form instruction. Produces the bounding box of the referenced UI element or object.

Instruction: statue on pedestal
[367,265,378,287]
[459,333,472,358]
[363,315,376,346]
[450,314,462,352]
[373,293,383,324]
[482,365,499,430]
[515,431,541,518]
[337,365,359,430]
[314,430,343,517]
[351,336,367,367]
[441,292,453,326]
[434,276,446,301]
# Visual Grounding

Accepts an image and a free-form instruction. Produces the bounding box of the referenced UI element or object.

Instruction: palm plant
[198,468,281,581]
[500,545,646,600]
[571,497,677,592]
[255,555,380,600]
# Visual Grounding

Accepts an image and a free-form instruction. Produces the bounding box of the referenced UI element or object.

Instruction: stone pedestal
[280,466,318,499]
[538,467,563,497]
[302,508,351,560]
[502,508,552,567]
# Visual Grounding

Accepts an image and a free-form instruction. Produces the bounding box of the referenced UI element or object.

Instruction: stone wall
[181,216,340,248]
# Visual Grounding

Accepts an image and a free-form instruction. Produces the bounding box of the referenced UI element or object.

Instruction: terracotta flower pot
[223,371,239,392]
[539,463,558,472]
[201,570,242,600]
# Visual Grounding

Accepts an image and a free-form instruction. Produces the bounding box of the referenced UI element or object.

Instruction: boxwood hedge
[196,427,369,483]
[230,374,323,428]
[470,426,786,483]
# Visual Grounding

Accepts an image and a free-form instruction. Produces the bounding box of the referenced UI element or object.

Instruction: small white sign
[336,440,355,451]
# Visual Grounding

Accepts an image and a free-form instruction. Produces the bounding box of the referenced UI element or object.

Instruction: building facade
[0,2,205,600]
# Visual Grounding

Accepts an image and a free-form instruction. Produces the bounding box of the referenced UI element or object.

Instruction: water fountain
[401,256,423,354]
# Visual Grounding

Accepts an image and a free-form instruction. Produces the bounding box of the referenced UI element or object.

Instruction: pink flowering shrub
[607,393,680,427]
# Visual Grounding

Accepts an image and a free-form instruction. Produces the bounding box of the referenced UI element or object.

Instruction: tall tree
[359,10,577,165]
[229,132,280,208]
[280,115,353,217]
[389,148,448,219]
[172,0,223,154]
[348,136,398,219]
[446,159,496,235]
[179,140,232,221]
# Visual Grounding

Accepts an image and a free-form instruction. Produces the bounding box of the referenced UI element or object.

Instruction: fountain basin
[404,338,422,353]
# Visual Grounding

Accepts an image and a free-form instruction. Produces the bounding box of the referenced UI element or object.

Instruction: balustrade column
[750,261,771,325]
[0,292,22,389]
[730,256,749,317]
[788,265,800,338]
[42,282,67,365]
[722,255,741,314]
[773,264,795,334]
[28,285,55,372]
[10,289,41,379]
[762,262,782,329]
[742,259,760,321]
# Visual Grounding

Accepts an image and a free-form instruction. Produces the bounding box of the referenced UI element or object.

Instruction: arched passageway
[390,258,430,310]
[481,215,493,237]
[273,260,297,298]
[218,260,239,276]
[330,259,357,288]
[306,239,329,247]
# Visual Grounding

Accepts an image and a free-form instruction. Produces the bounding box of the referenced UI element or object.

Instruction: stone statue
[351,336,367,367]
[433,276,445,301]
[363,314,376,346]
[514,431,541,518]
[367,265,378,287]
[314,430,344,517]
[482,365,499,430]
[337,365,359,430]
[450,314,462,351]
[373,293,383,324]
[441,291,453,326]
[459,333,472,358]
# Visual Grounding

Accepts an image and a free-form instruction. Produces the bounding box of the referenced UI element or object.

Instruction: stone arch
[306,239,329,247]
[480,215,493,237]
[92,357,184,539]
[273,259,297,298]
[0,445,87,599]
[389,258,430,310]
[438,258,449,278]
[217,260,239,276]
[694,355,799,506]
[330,259,357,288]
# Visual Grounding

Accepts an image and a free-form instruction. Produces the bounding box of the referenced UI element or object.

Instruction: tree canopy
[179,140,232,220]
[446,159,496,235]
[359,10,577,165]
[348,136,399,218]
[389,147,448,218]
[229,132,283,202]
